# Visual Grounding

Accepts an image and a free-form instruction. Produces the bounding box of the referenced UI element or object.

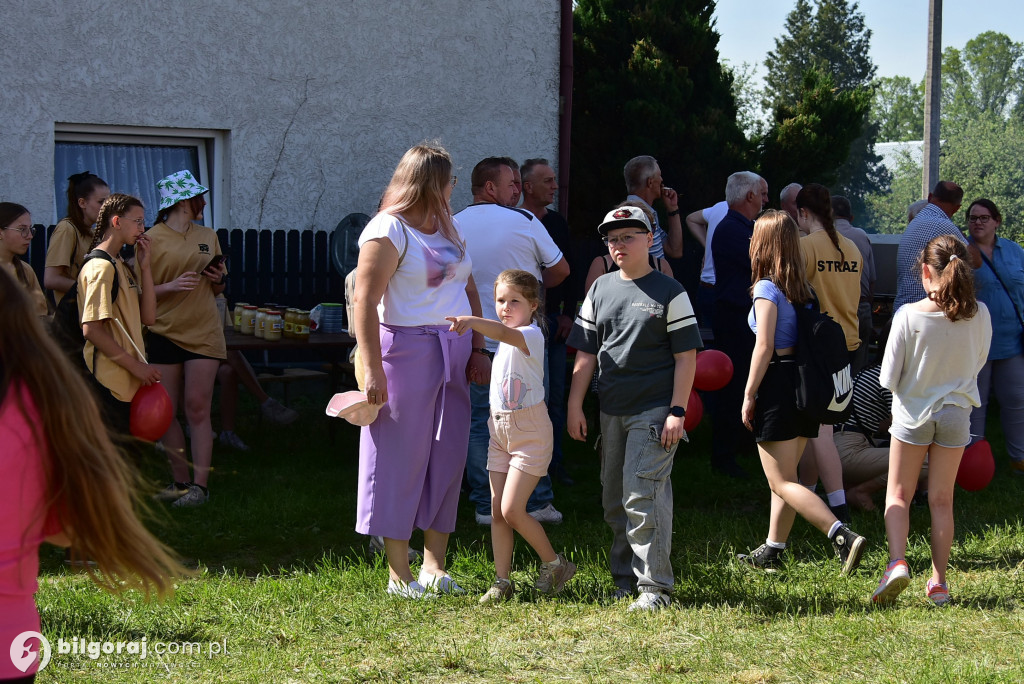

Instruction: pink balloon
[957,439,995,492]
[694,350,734,392]
[683,389,703,432]
[130,383,173,442]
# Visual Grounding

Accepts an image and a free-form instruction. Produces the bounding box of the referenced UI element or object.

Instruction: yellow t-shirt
[2,259,48,317]
[78,255,145,402]
[145,222,227,359]
[801,229,863,351]
[45,218,92,304]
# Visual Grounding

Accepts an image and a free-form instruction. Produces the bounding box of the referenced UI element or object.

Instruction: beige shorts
[487,401,553,477]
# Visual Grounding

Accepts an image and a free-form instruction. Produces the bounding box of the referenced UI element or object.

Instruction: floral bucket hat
[156,170,208,210]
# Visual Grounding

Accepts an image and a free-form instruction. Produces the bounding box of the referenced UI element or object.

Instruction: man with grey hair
[780,182,802,221]
[907,199,928,223]
[623,155,683,259]
[708,171,769,478]
[832,195,876,374]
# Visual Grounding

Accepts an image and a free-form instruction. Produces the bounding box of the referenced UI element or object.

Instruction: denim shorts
[487,401,553,477]
[889,404,971,448]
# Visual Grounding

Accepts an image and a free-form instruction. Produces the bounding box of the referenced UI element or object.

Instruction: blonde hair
[0,267,188,598]
[920,235,978,322]
[750,209,812,304]
[495,269,546,331]
[379,143,465,259]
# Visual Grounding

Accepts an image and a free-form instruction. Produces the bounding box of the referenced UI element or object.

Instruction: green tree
[570,0,750,236]
[758,68,873,197]
[943,31,1024,131]
[759,0,883,216]
[871,76,924,142]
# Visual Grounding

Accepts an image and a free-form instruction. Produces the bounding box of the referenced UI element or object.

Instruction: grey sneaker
[628,591,671,612]
[153,482,190,502]
[474,511,493,526]
[528,503,563,524]
[535,554,576,595]
[737,543,785,571]
[261,397,299,425]
[479,578,515,604]
[832,525,866,576]
[218,430,250,451]
[368,535,422,564]
[172,483,209,507]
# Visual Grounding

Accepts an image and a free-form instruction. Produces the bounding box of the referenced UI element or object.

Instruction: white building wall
[0,0,561,230]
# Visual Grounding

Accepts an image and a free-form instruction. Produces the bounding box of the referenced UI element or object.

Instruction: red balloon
[956,439,995,491]
[130,383,174,442]
[683,389,703,432]
[694,350,734,392]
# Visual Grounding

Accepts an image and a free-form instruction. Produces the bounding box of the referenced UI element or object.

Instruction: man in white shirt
[685,200,728,325]
[457,157,570,526]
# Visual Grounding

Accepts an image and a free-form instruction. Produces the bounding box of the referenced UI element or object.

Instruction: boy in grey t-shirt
[567,204,701,612]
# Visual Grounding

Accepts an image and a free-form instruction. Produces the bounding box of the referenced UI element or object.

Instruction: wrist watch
[666,209,680,217]
[669,405,686,417]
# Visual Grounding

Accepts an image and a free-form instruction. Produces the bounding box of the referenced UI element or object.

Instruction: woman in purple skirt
[352,143,489,598]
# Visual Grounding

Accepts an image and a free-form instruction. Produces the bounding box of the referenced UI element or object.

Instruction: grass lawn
[34,389,1024,683]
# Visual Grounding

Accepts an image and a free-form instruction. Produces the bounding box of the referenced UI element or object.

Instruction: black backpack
[791,295,854,425]
[51,250,120,373]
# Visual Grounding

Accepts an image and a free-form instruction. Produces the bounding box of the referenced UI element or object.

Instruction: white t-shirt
[457,203,564,351]
[490,324,546,411]
[880,303,992,429]
[699,201,729,285]
[357,212,473,325]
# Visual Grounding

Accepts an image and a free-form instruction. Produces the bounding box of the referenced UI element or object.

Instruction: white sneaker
[261,397,299,425]
[528,503,563,524]
[218,430,250,451]
[628,591,671,612]
[368,535,422,563]
[386,579,430,599]
[474,511,493,525]
[172,484,209,507]
[417,569,466,595]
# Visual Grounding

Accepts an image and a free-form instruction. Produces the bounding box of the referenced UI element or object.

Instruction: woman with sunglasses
[0,203,48,317]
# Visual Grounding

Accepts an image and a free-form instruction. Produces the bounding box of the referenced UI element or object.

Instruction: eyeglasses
[602,232,647,247]
[121,217,146,227]
[450,176,458,187]
[968,215,992,224]
[3,225,35,238]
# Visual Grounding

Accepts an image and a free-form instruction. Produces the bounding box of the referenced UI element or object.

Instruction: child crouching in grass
[447,269,575,602]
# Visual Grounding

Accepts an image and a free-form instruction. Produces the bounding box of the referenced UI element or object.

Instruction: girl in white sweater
[873,235,991,606]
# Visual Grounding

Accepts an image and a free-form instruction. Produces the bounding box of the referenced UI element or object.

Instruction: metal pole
[922,0,942,197]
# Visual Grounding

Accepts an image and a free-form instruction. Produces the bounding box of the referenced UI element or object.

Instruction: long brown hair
[0,268,188,597]
[65,171,109,236]
[750,209,812,304]
[0,202,32,287]
[796,183,845,264]
[920,235,978,322]
[379,142,465,259]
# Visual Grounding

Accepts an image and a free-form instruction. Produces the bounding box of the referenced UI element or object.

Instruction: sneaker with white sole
[737,543,785,571]
[831,525,866,575]
[535,554,576,595]
[368,535,422,564]
[872,559,911,605]
[153,482,190,502]
[528,503,563,524]
[172,483,209,507]
[474,511,493,526]
[261,397,299,425]
[479,577,515,604]
[417,569,465,595]
[926,578,950,607]
[218,430,250,451]
[628,591,671,612]
[386,579,430,599]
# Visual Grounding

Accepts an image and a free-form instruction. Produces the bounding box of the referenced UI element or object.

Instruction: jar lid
[267,310,282,315]
[243,305,258,310]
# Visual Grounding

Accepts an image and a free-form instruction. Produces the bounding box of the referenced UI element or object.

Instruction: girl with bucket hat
[146,170,227,507]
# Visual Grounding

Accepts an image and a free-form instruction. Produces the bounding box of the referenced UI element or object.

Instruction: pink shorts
[486,401,553,477]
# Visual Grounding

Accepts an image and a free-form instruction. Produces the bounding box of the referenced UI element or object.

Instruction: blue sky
[714,0,1024,84]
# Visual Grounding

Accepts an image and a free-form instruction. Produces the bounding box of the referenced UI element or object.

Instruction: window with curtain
[53,126,221,227]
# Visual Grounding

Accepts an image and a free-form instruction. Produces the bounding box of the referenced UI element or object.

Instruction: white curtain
[54,143,201,226]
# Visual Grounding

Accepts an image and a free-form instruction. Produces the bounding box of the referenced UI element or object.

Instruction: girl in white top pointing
[873,235,991,606]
